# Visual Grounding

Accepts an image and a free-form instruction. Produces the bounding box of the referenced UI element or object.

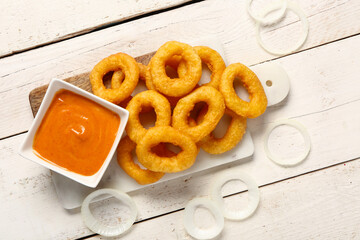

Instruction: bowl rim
[18,78,129,188]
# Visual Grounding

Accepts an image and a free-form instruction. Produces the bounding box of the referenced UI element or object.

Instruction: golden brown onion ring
[172,86,225,142]
[178,46,226,89]
[126,90,171,144]
[117,136,164,185]
[219,63,267,118]
[110,70,125,89]
[198,109,247,154]
[136,126,197,173]
[111,62,148,89]
[137,62,149,82]
[146,55,183,90]
[144,58,184,108]
[150,41,202,97]
[90,53,139,104]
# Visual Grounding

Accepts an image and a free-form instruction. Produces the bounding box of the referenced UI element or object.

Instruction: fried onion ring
[146,56,183,91]
[150,41,202,97]
[219,63,267,118]
[145,76,181,107]
[117,136,164,185]
[165,55,183,75]
[90,53,139,104]
[172,86,225,142]
[178,46,226,89]
[126,90,171,144]
[118,95,133,109]
[144,59,157,91]
[151,143,177,158]
[198,108,247,154]
[112,62,147,89]
[137,62,149,82]
[136,126,197,173]
[110,70,125,89]
[144,58,184,107]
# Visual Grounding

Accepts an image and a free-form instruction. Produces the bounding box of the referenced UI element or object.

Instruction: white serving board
[51,38,289,209]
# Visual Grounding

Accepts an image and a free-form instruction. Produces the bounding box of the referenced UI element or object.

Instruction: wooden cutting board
[29,52,154,116]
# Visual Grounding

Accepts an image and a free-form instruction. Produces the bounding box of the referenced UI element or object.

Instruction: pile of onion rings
[89,40,268,184]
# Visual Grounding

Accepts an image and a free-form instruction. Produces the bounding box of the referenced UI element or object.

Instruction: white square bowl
[19,78,129,188]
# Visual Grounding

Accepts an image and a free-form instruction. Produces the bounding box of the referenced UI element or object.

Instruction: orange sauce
[33,89,120,176]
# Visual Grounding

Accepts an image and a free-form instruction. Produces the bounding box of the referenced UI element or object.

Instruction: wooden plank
[0,0,192,57]
[0,0,359,139]
[1,90,359,239]
[88,158,360,240]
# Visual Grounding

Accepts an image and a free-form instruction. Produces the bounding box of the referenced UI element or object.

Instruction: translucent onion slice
[246,0,287,25]
[264,119,311,167]
[256,0,309,55]
[81,188,137,237]
[183,198,224,240]
[211,171,260,221]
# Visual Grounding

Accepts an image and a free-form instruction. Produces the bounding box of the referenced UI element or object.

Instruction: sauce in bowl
[33,89,120,176]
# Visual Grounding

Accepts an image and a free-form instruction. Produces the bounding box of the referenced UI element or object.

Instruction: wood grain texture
[0,0,359,139]
[28,53,154,116]
[0,0,192,56]
[88,158,360,240]
[1,0,360,239]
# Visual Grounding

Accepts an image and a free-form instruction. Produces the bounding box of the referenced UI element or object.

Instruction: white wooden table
[1,0,360,239]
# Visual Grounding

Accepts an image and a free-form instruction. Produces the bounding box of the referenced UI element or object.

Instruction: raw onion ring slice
[183,198,224,240]
[81,188,137,237]
[246,0,287,25]
[264,119,311,167]
[211,171,260,221]
[255,0,309,55]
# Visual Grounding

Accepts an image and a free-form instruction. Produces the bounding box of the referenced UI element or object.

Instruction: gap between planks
[0,130,28,141]
[250,31,360,68]
[77,156,360,240]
